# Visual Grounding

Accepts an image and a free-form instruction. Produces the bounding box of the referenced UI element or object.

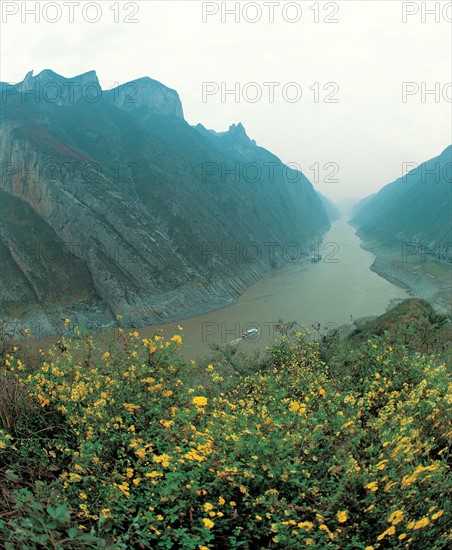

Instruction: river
[134,218,407,359]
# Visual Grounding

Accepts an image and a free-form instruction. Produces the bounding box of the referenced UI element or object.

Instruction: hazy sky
[1,0,451,201]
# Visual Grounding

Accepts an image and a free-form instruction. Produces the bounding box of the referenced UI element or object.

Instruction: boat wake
[229,338,243,345]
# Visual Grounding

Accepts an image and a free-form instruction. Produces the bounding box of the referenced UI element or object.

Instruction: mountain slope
[350,146,451,314]
[317,192,341,222]
[0,70,330,335]
[352,146,452,248]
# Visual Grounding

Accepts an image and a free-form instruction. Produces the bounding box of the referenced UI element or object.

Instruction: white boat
[242,327,260,339]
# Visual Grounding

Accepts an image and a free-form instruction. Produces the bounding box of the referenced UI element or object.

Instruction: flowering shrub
[0,323,450,548]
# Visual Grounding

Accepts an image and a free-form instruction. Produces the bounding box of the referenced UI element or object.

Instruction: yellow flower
[203,518,214,529]
[160,419,173,428]
[412,517,429,529]
[199,546,209,550]
[103,352,110,359]
[135,448,146,459]
[377,525,396,540]
[218,496,225,505]
[69,473,82,483]
[153,454,171,467]
[340,421,354,430]
[365,481,378,492]
[432,510,444,520]
[337,510,347,523]
[388,510,404,525]
[123,403,141,413]
[101,508,111,518]
[297,521,314,530]
[192,396,208,407]
[204,503,214,512]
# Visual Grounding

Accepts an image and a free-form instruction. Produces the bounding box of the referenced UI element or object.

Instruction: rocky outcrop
[104,76,184,119]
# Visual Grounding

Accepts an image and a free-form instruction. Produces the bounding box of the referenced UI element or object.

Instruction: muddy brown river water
[133,218,407,358]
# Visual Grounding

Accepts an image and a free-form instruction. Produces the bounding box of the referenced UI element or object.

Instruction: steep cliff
[0,70,330,335]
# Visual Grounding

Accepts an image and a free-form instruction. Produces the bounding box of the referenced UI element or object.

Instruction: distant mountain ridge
[352,146,452,250]
[317,193,341,222]
[0,69,330,335]
[2,69,184,118]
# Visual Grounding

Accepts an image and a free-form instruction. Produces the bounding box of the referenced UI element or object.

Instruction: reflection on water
[135,219,407,359]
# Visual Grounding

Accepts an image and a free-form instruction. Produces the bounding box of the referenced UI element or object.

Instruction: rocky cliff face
[104,77,184,119]
[0,70,330,337]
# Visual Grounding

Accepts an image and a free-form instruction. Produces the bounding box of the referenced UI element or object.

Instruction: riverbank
[357,239,451,316]
[4,219,412,359]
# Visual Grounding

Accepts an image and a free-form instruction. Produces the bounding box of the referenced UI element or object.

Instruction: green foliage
[0,317,451,549]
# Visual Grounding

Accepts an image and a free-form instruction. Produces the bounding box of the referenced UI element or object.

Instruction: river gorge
[133,218,408,358]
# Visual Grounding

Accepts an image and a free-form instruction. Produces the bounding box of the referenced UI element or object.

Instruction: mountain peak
[104,76,184,119]
[15,69,100,106]
[227,122,256,146]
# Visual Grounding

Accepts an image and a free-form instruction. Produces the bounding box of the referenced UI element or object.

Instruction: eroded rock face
[0,70,330,336]
[104,77,184,119]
